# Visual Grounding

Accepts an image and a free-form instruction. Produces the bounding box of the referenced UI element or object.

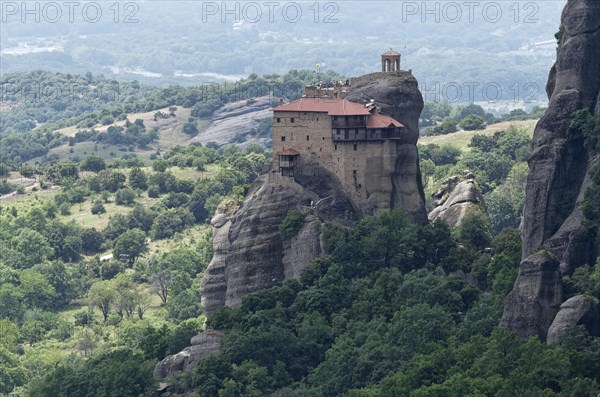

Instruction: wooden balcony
[331,119,367,128]
[332,127,403,141]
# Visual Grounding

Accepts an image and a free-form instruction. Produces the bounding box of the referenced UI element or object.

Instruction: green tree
[87,280,117,323]
[0,284,24,321]
[19,270,57,310]
[11,228,53,268]
[152,160,168,173]
[0,347,27,394]
[91,200,106,215]
[128,167,148,190]
[115,187,137,206]
[80,156,106,172]
[113,228,147,264]
[29,348,156,396]
[459,211,492,250]
[81,228,105,253]
[183,121,199,135]
[460,114,485,131]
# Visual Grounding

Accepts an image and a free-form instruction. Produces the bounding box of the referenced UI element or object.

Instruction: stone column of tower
[381,49,401,72]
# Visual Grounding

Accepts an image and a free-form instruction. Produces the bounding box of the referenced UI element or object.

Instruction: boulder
[153,331,223,380]
[429,174,485,228]
[547,295,600,345]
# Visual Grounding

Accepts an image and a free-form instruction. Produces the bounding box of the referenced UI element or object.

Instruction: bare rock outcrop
[547,295,600,345]
[190,96,272,146]
[201,170,357,315]
[345,71,428,225]
[154,331,223,380]
[502,0,600,340]
[428,173,485,227]
[502,251,563,339]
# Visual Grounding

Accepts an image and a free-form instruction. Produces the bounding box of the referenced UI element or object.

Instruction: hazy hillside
[1,1,565,102]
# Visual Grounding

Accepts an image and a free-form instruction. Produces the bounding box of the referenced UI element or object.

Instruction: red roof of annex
[367,114,404,128]
[275,149,301,156]
[273,98,373,116]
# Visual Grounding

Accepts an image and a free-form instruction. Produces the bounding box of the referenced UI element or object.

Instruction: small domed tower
[381,49,401,72]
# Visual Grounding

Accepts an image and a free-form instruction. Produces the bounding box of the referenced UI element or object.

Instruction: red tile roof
[382,50,401,56]
[273,98,373,116]
[276,149,301,156]
[367,113,404,129]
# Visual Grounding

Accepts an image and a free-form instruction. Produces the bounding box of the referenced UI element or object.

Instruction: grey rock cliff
[501,0,600,340]
[502,251,563,339]
[201,170,357,315]
[345,71,428,225]
[428,173,485,228]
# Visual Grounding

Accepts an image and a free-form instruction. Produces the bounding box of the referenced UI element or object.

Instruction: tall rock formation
[345,71,427,225]
[501,0,600,340]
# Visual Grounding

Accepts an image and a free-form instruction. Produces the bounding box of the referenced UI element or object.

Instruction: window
[320,148,322,152]
[281,136,286,141]
[353,170,357,175]
[353,144,357,151]
[307,135,310,141]
[335,144,337,150]
[277,118,281,123]
[333,116,338,121]
[322,137,325,140]
[291,118,295,123]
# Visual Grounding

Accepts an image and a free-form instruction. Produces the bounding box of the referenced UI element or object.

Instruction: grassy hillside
[419,119,537,151]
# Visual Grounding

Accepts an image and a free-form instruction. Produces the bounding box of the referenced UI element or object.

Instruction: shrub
[115,188,137,206]
[279,210,305,240]
[59,202,71,216]
[460,115,485,131]
[148,185,160,198]
[91,201,106,215]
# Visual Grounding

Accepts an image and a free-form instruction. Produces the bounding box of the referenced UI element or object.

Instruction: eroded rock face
[428,174,485,228]
[201,170,357,315]
[345,71,428,225]
[154,332,223,380]
[501,251,563,339]
[547,295,600,345]
[502,0,600,340]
